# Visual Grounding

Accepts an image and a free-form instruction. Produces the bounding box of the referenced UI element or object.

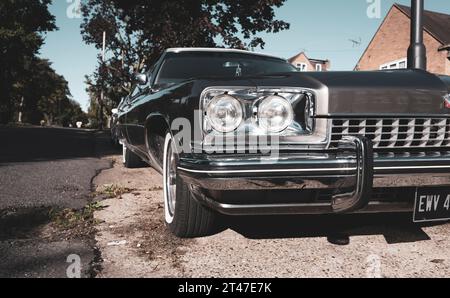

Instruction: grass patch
[97,184,133,199]
[50,202,104,236]
[149,186,163,192]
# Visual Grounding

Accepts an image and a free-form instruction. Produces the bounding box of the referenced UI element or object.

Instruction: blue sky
[40,0,450,111]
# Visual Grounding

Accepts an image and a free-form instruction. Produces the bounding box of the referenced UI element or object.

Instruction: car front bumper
[178,137,450,216]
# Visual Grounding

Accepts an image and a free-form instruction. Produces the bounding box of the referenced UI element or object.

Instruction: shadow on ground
[0,126,121,163]
[0,208,52,241]
[228,213,445,245]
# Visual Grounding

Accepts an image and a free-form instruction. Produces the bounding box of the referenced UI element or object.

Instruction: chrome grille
[329,118,450,149]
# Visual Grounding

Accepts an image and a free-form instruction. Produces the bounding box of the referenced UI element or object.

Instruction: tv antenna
[348,37,362,48]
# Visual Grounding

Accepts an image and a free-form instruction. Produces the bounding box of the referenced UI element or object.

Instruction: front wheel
[163,133,221,238]
[123,144,144,168]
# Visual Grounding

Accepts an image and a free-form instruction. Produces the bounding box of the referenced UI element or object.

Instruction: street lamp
[407,0,427,70]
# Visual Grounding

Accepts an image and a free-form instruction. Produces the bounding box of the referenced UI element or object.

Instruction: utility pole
[18,96,24,124]
[99,31,106,130]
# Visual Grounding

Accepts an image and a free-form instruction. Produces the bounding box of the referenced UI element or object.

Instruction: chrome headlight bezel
[199,87,326,149]
[304,94,315,132]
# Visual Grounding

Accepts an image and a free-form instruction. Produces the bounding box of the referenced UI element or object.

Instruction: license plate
[413,188,450,223]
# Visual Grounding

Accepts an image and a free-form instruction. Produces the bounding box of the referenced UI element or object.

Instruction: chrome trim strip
[195,195,413,215]
[179,164,450,174]
[178,167,358,174]
[374,165,450,170]
[166,47,285,60]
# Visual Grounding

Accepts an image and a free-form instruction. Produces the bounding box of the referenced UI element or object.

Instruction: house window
[315,64,323,71]
[296,63,308,72]
[380,58,407,70]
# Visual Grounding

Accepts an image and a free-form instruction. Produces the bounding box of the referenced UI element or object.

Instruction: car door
[125,83,147,150]
[115,95,129,143]
[127,60,167,152]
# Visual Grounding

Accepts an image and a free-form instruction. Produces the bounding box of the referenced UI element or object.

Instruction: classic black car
[117,2,450,238]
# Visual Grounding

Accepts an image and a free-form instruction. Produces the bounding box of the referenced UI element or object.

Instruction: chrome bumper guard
[331,136,373,213]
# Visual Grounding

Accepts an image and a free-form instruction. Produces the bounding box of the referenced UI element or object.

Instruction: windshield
[155,52,296,86]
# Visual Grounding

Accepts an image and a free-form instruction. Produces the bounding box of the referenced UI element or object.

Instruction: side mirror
[134,73,148,85]
[111,108,119,115]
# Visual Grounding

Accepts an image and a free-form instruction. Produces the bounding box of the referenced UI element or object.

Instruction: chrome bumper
[178,137,450,215]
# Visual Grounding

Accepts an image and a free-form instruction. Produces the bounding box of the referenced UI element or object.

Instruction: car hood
[439,75,450,91]
[192,70,449,116]
[306,70,449,116]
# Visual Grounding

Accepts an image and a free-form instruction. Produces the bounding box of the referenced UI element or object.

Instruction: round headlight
[258,95,294,133]
[206,94,243,133]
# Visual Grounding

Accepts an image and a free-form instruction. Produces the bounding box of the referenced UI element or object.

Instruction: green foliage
[0,0,87,126]
[0,0,57,124]
[56,99,89,127]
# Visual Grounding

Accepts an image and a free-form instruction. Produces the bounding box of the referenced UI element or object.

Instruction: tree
[0,0,57,124]
[84,56,127,124]
[17,58,86,126]
[57,99,88,127]
[80,0,290,125]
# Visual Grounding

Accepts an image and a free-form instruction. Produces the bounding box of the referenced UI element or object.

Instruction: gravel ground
[93,155,450,278]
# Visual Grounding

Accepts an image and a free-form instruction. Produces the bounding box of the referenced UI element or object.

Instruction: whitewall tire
[162,133,223,238]
[163,133,176,224]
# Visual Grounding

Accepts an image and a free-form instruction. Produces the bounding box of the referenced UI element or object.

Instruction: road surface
[0,126,114,278]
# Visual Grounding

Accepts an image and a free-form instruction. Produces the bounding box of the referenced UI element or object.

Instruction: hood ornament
[235,65,242,77]
[445,94,450,109]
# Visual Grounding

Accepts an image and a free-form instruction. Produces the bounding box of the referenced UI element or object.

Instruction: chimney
[407,0,427,70]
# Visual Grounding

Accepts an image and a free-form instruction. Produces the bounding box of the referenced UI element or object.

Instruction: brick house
[355,3,450,75]
[288,52,330,72]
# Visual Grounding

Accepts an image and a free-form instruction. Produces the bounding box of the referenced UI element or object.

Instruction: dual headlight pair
[206,94,294,134]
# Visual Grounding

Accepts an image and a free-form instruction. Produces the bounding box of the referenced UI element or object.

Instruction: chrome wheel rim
[122,144,127,164]
[165,139,177,217]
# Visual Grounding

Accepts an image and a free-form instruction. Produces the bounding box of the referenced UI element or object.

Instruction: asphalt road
[0,127,112,210]
[0,126,99,162]
[0,159,110,210]
[0,126,115,278]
